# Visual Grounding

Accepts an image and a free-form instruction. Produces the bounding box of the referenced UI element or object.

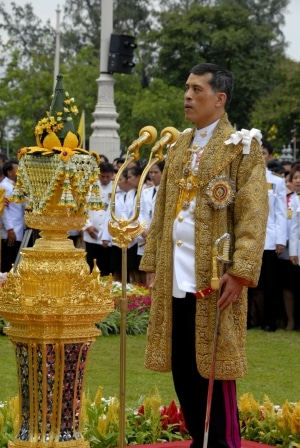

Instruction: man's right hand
[290,256,299,266]
[146,272,156,288]
[86,226,98,240]
[7,229,16,247]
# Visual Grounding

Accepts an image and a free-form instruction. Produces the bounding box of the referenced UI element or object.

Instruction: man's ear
[216,92,227,108]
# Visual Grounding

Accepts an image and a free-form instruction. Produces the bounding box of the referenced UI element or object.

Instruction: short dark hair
[99,154,109,163]
[289,163,300,182]
[153,160,165,172]
[291,159,300,168]
[190,63,234,110]
[261,139,273,155]
[267,159,285,175]
[99,162,114,173]
[127,165,143,177]
[281,160,292,167]
[2,159,19,177]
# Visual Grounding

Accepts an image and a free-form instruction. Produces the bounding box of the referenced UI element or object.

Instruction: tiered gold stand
[0,152,114,448]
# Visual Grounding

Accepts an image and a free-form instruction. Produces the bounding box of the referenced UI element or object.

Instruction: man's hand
[218,273,249,310]
[7,229,16,247]
[146,272,156,289]
[141,229,149,239]
[275,244,285,255]
[290,256,299,266]
[86,226,98,240]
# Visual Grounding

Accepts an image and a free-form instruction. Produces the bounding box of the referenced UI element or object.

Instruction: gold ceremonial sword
[203,232,232,448]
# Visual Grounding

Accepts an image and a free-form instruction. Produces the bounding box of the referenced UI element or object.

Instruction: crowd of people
[1,140,300,336]
[0,151,165,286]
[0,140,300,334]
[248,142,300,332]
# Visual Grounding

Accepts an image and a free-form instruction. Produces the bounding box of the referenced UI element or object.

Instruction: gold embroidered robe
[139,113,268,380]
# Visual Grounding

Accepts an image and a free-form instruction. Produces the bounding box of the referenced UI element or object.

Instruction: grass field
[0,328,299,407]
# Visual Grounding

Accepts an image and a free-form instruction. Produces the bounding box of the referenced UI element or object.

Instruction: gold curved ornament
[108,218,146,250]
[206,175,236,210]
[109,125,179,448]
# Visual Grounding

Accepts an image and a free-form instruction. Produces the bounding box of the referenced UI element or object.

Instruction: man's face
[8,163,18,182]
[261,147,272,166]
[118,174,129,192]
[292,170,300,194]
[149,166,162,186]
[99,172,113,186]
[184,72,225,129]
[127,171,140,189]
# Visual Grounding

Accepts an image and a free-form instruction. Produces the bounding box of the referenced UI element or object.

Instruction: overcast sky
[3,0,300,61]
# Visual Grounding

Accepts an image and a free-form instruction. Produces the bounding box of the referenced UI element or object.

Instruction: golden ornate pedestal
[0,151,114,448]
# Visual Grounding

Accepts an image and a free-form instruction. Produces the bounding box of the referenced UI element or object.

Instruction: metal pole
[108,125,178,448]
[119,247,128,448]
[53,5,61,92]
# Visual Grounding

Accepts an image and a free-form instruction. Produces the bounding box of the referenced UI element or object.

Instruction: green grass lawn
[0,328,299,407]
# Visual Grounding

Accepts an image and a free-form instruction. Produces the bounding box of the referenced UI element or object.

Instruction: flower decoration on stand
[11,74,104,216]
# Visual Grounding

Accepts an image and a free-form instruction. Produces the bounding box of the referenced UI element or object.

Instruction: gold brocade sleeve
[226,139,269,286]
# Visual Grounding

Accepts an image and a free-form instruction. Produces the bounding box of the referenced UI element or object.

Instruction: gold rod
[119,247,128,448]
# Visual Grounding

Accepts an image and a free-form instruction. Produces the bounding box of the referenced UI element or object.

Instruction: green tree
[250,57,300,153]
[114,75,189,151]
[0,0,294,153]
[151,0,288,128]
[0,2,56,152]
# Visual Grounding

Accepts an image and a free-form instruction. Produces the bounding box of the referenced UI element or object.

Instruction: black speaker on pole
[108,34,137,74]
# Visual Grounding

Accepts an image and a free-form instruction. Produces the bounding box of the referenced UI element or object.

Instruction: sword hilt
[211,233,232,290]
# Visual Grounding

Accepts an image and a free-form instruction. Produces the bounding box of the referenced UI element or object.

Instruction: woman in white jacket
[289,163,300,265]
[288,163,300,330]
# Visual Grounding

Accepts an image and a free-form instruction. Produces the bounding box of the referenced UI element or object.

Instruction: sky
[3,0,300,62]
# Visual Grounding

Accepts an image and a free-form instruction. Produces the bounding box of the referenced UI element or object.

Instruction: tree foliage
[0,0,298,155]
[151,0,288,128]
[250,57,300,150]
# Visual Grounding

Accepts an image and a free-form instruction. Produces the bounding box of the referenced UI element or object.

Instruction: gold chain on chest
[175,143,206,214]
[172,140,244,217]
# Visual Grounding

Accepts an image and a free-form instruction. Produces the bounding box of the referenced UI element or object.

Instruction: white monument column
[89,0,120,160]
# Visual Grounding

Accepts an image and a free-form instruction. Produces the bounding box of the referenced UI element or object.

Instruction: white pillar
[89,0,120,161]
[53,5,61,91]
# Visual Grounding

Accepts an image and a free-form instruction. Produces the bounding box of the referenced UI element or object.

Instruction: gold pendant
[200,130,207,138]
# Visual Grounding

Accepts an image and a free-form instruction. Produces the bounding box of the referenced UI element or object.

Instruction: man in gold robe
[140,63,268,448]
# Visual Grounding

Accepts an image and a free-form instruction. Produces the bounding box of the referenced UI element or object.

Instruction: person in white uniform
[276,163,300,330]
[288,163,300,329]
[83,162,114,274]
[138,161,165,283]
[1,159,26,273]
[102,170,131,281]
[249,140,287,331]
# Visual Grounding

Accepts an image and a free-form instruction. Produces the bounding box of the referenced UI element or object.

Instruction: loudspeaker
[108,34,137,74]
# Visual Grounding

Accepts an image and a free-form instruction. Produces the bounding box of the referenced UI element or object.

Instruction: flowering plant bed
[97,280,151,335]
[239,393,300,447]
[1,390,300,448]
